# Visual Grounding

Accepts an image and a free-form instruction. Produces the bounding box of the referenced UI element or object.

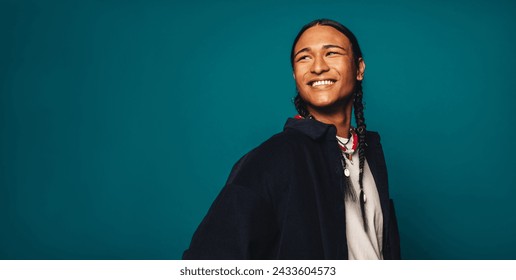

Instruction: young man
[183,19,400,260]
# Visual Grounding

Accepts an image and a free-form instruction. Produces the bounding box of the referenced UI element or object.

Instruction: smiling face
[293,25,365,115]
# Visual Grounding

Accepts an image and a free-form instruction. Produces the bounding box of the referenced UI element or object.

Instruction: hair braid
[353,81,368,231]
[293,93,309,118]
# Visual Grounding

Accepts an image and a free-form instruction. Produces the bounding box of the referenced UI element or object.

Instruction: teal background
[1,0,515,259]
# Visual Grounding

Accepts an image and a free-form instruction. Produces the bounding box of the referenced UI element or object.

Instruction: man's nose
[310,56,330,74]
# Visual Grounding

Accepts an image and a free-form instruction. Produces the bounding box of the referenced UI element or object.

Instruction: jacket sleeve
[182,156,278,260]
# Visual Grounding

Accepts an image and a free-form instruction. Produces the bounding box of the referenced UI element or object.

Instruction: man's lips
[307,79,337,87]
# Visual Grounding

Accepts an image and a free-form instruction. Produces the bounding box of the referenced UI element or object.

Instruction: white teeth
[311,80,334,87]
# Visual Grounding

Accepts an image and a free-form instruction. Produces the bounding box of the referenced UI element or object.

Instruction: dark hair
[291,19,369,230]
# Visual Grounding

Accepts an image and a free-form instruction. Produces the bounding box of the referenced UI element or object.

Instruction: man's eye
[327,51,340,56]
[297,56,310,62]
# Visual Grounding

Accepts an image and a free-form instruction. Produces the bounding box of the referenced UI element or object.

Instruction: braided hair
[291,19,368,230]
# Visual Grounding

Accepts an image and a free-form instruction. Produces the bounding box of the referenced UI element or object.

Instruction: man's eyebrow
[294,45,348,58]
[323,44,348,51]
[294,47,310,58]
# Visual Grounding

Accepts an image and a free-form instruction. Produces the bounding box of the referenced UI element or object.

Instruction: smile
[309,80,336,87]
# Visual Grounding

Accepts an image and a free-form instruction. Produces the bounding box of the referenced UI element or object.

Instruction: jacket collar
[283,118,337,140]
[284,117,380,146]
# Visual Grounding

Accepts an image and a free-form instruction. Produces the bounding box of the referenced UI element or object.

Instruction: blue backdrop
[1,0,516,259]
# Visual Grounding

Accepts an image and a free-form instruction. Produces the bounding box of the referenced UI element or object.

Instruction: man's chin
[307,103,341,114]
[306,98,352,114]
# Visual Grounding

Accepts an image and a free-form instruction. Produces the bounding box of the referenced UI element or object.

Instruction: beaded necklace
[338,128,368,231]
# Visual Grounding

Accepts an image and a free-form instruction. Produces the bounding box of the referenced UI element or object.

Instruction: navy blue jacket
[183,118,400,259]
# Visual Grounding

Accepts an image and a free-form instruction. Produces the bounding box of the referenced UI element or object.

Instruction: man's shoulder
[366,130,380,138]
[225,130,302,188]
[250,127,316,156]
[230,128,314,171]
[365,130,382,146]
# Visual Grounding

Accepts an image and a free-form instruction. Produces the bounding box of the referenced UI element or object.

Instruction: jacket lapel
[364,132,391,252]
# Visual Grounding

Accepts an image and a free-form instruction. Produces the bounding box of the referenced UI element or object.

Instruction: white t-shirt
[337,135,384,260]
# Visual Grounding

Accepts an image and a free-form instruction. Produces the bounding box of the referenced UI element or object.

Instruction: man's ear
[356,58,366,81]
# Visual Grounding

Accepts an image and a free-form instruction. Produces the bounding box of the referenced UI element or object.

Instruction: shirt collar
[283,117,337,140]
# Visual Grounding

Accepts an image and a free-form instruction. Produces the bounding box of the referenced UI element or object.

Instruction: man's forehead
[295,25,351,52]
